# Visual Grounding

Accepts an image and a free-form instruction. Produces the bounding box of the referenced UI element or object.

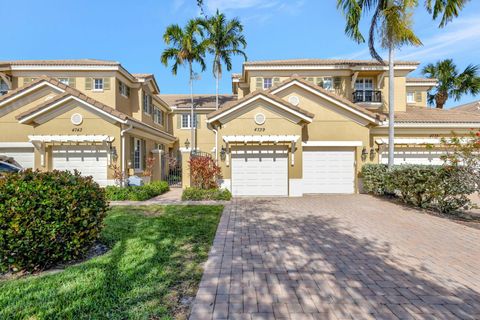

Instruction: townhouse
[162,59,480,197]
[0,59,176,185]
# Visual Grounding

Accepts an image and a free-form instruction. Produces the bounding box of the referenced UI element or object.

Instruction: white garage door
[0,147,35,168]
[53,145,109,186]
[231,150,288,196]
[303,150,355,194]
[380,148,444,165]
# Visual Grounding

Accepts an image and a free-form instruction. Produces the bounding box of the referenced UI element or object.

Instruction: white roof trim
[381,122,480,128]
[406,82,437,87]
[375,138,441,145]
[223,135,300,143]
[302,140,363,147]
[270,80,382,124]
[0,142,34,148]
[18,95,127,124]
[0,81,65,107]
[244,65,416,71]
[207,94,313,123]
[28,135,114,143]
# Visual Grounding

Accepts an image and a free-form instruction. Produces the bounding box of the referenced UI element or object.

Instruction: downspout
[120,124,133,186]
[212,125,218,161]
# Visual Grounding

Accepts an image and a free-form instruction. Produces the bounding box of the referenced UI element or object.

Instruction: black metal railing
[353,90,382,103]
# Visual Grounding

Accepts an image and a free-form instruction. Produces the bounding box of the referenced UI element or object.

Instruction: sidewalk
[109,188,229,206]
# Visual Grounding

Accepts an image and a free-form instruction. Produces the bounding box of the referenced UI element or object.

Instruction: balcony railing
[0,90,8,96]
[353,90,382,103]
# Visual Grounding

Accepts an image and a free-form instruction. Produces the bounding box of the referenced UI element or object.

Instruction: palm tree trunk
[189,61,195,151]
[215,69,219,110]
[388,43,395,168]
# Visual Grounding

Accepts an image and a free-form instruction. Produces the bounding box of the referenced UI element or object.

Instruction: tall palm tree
[422,59,480,109]
[161,18,207,150]
[202,10,247,110]
[337,0,421,168]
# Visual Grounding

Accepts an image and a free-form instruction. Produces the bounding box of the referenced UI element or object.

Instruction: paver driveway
[190,195,480,320]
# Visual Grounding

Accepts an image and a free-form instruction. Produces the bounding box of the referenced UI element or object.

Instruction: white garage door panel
[303,150,355,194]
[0,147,35,168]
[380,149,444,165]
[53,146,108,186]
[232,152,288,196]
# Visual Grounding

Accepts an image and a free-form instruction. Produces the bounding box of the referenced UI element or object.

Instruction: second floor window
[58,78,70,85]
[407,92,415,103]
[143,93,153,115]
[154,108,164,125]
[322,77,333,90]
[119,81,130,97]
[263,78,273,89]
[94,78,104,91]
[0,79,8,95]
[181,113,197,128]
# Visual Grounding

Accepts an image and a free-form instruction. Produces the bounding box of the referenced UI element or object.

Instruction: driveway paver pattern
[190,195,480,320]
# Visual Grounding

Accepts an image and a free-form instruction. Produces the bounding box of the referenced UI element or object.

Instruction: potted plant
[142,155,156,184]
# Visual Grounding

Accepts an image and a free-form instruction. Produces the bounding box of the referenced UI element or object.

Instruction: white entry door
[380,148,444,165]
[302,150,355,194]
[0,147,35,168]
[53,145,109,186]
[231,150,288,196]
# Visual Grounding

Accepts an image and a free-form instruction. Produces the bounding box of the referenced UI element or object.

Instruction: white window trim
[181,113,196,129]
[407,92,415,103]
[58,78,70,86]
[263,78,273,90]
[133,138,143,172]
[119,81,129,98]
[93,78,104,92]
[322,77,334,91]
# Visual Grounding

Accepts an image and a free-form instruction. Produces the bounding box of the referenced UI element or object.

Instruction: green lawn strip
[0,204,223,320]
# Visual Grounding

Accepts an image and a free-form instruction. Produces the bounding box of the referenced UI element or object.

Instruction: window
[58,78,70,85]
[133,138,142,170]
[407,92,415,103]
[355,78,374,102]
[322,77,333,90]
[143,93,152,115]
[0,79,8,95]
[119,81,130,97]
[154,107,164,125]
[181,113,196,128]
[93,78,104,91]
[263,78,273,89]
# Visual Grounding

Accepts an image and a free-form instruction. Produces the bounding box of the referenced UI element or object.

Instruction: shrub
[182,187,232,201]
[0,170,108,272]
[189,156,222,189]
[105,181,169,201]
[361,164,475,213]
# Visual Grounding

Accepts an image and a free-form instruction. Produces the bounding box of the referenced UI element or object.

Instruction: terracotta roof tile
[244,59,419,66]
[393,106,480,123]
[406,77,437,82]
[207,90,314,120]
[451,100,480,113]
[159,94,237,109]
[0,59,119,67]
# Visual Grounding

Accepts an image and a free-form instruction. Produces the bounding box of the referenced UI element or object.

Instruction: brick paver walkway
[190,195,480,320]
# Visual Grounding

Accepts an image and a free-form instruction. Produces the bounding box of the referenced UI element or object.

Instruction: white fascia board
[302,141,363,147]
[206,95,313,123]
[0,142,34,148]
[381,122,480,128]
[28,135,114,143]
[223,135,300,143]
[406,82,437,87]
[271,80,381,124]
[126,120,177,142]
[244,65,417,71]
[0,81,65,107]
[18,95,127,124]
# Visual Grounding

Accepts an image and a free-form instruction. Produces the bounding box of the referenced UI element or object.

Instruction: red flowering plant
[189,155,222,189]
[143,155,156,177]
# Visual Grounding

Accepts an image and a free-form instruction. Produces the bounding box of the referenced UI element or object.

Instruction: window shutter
[68,78,76,88]
[196,114,201,129]
[141,140,146,170]
[273,77,280,86]
[126,86,130,97]
[85,78,92,90]
[415,92,422,102]
[255,77,263,90]
[130,136,135,168]
[333,77,342,89]
[103,78,111,90]
[177,114,181,128]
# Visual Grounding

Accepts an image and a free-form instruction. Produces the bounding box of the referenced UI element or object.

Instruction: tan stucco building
[0,60,176,185]
[161,59,480,196]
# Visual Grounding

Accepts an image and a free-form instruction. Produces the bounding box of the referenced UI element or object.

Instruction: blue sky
[1,0,479,108]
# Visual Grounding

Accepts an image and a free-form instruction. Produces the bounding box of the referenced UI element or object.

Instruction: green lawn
[0,205,223,320]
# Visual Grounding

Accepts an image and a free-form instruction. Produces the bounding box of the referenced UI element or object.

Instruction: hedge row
[361,164,475,213]
[0,170,108,272]
[105,181,169,201]
[182,187,232,201]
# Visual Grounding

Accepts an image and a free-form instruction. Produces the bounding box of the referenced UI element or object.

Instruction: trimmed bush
[182,187,232,201]
[361,164,475,213]
[0,170,108,272]
[105,181,169,201]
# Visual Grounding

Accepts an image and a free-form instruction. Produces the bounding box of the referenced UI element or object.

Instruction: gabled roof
[268,76,386,123]
[451,100,480,113]
[244,59,419,67]
[207,90,314,123]
[159,94,237,110]
[392,106,480,123]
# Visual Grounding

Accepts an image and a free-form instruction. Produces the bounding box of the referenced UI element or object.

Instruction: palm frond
[425,0,469,27]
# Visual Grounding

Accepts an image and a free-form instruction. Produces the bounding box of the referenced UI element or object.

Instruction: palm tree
[161,18,207,150]
[201,10,247,110]
[422,59,480,109]
[337,0,421,168]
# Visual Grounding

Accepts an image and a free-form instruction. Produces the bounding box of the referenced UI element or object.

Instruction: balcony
[353,90,382,104]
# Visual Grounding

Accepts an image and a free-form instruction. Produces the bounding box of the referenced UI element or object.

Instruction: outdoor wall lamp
[369,147,376,160]
[361,147,368,161]
[220,146,227,161]
[184,139,191,149]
